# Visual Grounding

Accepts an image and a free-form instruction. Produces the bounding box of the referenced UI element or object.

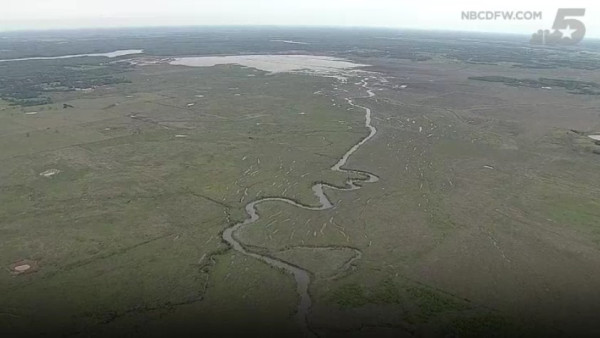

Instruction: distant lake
[0,49,143,63]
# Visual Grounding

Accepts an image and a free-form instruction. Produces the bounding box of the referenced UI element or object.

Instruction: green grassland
[232,57,600,336]
[0,62,369,336]
[2,30,600,337]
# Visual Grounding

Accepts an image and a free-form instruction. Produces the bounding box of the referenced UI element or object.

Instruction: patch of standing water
[0,49,143,63]
[270,39,310,45]
[169,55,369,77]
[39,169,60,178]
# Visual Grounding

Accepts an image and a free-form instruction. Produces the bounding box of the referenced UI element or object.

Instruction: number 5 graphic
[552,8,586,45]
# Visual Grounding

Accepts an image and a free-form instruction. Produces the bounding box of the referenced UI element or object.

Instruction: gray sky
[2,0,598,38]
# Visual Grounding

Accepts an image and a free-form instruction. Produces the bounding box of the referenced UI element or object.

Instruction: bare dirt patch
[9,260,39,275]
[39,169,61,178]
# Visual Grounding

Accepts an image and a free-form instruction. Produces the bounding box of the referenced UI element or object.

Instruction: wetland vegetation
[2,27,600,337]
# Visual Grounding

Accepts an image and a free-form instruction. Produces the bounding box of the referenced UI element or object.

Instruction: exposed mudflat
[170,55,369,75]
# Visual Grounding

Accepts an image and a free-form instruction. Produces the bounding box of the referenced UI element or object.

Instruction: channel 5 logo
[531,8,586,45]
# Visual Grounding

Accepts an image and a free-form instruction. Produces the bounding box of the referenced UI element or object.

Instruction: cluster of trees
[0,59,132,106]
[469,76,600,95]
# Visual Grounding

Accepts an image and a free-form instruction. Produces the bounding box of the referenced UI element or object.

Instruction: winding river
[222,77,379,336]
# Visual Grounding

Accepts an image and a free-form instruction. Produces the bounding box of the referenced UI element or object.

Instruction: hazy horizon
[2,0,598,38]
[0,24,544,37]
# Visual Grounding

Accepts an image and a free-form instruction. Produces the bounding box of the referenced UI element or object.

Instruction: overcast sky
[2,0,598,38]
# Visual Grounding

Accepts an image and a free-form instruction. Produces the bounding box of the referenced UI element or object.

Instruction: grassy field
[2,29,600,337]
[0,62,369,336]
